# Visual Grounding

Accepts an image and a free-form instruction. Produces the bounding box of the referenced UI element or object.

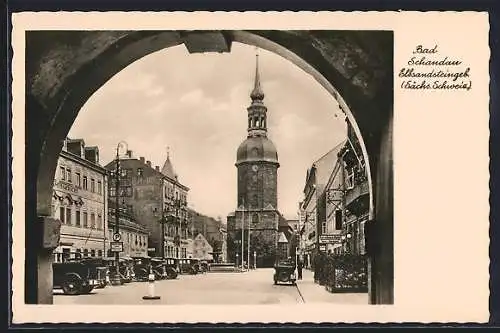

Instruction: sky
[69,42,347,221]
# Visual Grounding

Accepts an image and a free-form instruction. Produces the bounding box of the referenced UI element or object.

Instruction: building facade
[227,54,281,268]
[299,142,345,268]
[107,202,149,258]
[192,233,214,261]
[52,138,107,262]
[300,120,369,259]
[338,122,369,255]
[105,150,191,259]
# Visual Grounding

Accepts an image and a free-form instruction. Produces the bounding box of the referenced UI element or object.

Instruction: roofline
[60,150,107,175]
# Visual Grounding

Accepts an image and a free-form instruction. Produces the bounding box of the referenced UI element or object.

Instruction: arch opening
[25,30,393,305]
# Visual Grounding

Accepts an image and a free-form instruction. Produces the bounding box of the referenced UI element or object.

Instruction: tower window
[255,119,260,127]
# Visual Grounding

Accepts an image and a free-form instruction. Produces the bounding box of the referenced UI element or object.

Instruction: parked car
[53,259,107,295]
[179,258,199,275]
[199,260,209,273]
[163,257,179,279]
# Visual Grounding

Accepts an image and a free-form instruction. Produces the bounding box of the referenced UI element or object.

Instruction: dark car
[179,258,199,275]
[273,258,297,285]
[163,257,179,279]
[199,260,209,273]
[132,257,165,281]
[53,259,107,295]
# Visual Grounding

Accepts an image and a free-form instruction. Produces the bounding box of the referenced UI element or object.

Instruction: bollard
[142,272,161,300]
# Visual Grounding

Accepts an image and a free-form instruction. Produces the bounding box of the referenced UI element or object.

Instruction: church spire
[247,49,268,138]
[250,51,264,101]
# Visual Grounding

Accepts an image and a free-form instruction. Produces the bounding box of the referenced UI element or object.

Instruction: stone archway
[25,30,393,305]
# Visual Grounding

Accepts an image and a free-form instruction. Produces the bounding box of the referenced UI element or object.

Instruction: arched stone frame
[25,30,393,304]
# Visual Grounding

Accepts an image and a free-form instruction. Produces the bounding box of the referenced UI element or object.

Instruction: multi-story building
[104,149,191,259]
[338,122,369,255]
[192,233,214,261]
[227,54,282,268]
[306,120,369,257]
[107,202,149,258]
[52,138,107,262]
[299,141,345,268]
[189,211,227,262]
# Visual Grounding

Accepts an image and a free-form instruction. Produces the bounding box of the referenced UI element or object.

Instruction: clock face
[252,165,259,172]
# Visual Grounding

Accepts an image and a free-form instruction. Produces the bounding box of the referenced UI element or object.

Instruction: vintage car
[178,258,199,275]
[53,259,107,295]
[199,260,210,273]
[273,258,297,285]
[132,257,165,281]
[162,257,179,279]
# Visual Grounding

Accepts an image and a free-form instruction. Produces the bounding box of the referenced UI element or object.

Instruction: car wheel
[62,276,82,295]
[81,285,94,294]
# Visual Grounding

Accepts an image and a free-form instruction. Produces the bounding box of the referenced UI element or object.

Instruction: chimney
[155,166,160,172]
[84,146,100,164]
[66,139,85,158]
[126,150,133,158]
[146,160,151,168]
[140,157,145,164]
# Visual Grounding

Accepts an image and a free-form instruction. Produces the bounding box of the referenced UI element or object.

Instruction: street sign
[319,234,342,244]
[112,233,121,241]
[110,241,123,252]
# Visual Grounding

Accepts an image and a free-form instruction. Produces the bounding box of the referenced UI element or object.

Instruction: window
[90,249,96,257]
[62,248,70,262]
[110,187,116,197]
[137,168,143,177]
[83,176,88,190]
[321,221,327,234]
[98,250,102,257]
[59,207,65,224]
[75,209,81,227]
[91,178,95,193]
[91,213,96,229]
[66,207,72,225]
[83,249,88,257]
[83,212,88,228]
[66,169,72,183]
[97,214,102,230]
[346,168,354,189]
[60,166,66,180]
[97,180,102,194]
[335,210,343,230]
[76,172,81,187]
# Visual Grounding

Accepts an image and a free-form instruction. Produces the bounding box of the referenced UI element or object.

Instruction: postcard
[10,11,490,323]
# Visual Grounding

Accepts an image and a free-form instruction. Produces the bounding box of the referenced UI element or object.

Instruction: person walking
[297,258,303,280]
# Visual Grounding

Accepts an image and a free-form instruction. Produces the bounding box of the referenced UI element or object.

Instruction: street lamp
[110,140,128,285]
[346,232,352,254]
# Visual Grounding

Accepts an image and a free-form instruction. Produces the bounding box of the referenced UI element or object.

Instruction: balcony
[345,180,369,215]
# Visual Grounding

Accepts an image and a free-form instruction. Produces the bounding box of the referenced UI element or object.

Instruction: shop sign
[110,241,123,252]
[319,234,342,244]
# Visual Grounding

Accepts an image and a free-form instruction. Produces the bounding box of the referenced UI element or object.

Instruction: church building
[227,53,282,268]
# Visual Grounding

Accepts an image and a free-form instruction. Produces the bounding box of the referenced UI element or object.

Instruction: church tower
[227,52,281,268]
[236,53,280,210]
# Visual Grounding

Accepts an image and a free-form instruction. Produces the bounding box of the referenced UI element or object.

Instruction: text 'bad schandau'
[399,44,471,91]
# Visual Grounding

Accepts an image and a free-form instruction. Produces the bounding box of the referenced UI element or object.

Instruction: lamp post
[111,140,128,285]
[346,232,352,254]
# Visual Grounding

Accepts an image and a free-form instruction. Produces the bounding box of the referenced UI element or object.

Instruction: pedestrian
[297,259,303,280]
